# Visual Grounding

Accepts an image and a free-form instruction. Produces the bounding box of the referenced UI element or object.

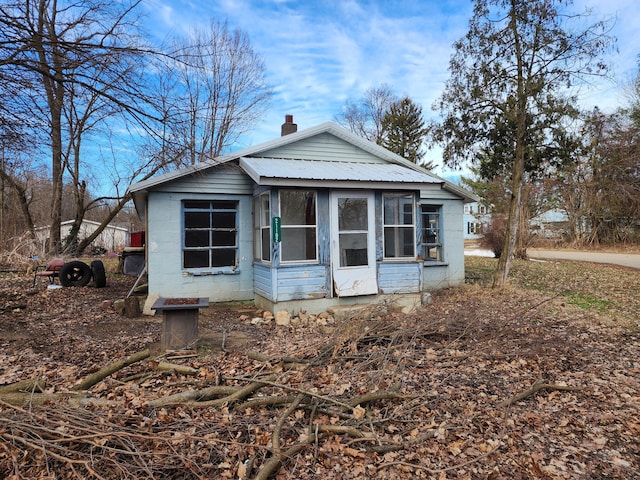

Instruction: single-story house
[35,219,129,254]
[530,208,570,240]
[128,117,476,314]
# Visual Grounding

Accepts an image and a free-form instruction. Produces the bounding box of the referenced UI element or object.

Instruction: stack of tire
[59,260,107,288]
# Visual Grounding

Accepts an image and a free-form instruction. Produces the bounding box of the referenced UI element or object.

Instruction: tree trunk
[493,1,526,289]
[75,192,132,254]
[35,0,65,255]
[47,100,64,254]
[493,166,523,288]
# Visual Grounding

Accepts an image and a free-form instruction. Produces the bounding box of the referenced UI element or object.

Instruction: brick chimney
[281,114,297,136]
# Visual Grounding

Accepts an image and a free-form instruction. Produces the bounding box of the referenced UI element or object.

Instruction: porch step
[327,303,388,322]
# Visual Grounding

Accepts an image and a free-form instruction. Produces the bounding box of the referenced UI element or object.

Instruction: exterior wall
[422,198,465,290]
[272,265,329,301]
[259,132,387,164]
[253,263,274,300]
[146,189,254,301]
[377,262,422,294]
[152,163,252,194]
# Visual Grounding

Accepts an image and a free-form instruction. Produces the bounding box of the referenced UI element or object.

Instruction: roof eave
[248,177,434,190]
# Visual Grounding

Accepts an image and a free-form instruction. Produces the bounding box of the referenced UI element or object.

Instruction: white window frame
[421,204,443,263]
[253,192,271,262]
[279,190,318,264]
[383,193,416,260]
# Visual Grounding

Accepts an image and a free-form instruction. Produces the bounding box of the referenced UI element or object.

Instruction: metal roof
[239,157,443,187]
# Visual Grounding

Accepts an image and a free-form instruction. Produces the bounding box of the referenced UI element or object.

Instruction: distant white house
[35,219,129,254]
[463,202,491,240]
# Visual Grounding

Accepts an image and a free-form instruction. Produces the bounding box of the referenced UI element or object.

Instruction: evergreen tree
[380,97,431,167]
[431,0,614,287]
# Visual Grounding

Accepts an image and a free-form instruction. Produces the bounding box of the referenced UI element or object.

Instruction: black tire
[59,261,92,287]
[91,260,107,288]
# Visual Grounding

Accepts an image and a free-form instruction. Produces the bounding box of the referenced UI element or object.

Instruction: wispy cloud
[143,0,638,157]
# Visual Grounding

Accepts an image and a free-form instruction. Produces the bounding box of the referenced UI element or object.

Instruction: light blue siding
[275,265,328,301]
[254,263,329,302]
[154,164,253,195]
[377,262,422,294]
[420,183,461,200]
[260,132,387,164]
[147,191,254,301]
[253,263,274,299]
[422,199,465,289]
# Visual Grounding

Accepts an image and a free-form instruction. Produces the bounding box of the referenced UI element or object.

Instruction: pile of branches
[0,297,581,479]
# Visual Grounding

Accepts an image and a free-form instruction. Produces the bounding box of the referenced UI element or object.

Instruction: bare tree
[0,0,154,254]
[552,109,640,246]
[1,3,274,255]
[335,84,398,143]
[160,21,273,167]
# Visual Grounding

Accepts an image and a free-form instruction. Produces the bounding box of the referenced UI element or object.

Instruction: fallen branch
[498,378,582,408]
[0,376,46,394]
[72,349,151,391]
[273,394,304,453]
[148,385,239,407]
[154,361,200,376]
[0,391,86,407]
[228,375,355,412]
[235,394,301,411]
[254,441,317,480]
[248,350,312,369]
[192,374,278,408]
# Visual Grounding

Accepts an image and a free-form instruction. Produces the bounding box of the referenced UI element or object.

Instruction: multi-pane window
[253,193,271,262]
[383,194,415,259]
[421,205,443,262]
[467,221,482,235]
[183,200,237,268]
[280,190,317,262]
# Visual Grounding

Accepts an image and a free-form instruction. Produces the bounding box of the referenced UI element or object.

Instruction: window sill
[279,261,320,267]
[381,258,420,263]
[182,267,240,276]
[423,261,448,267]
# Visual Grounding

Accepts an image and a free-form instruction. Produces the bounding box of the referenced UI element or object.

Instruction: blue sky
[141,0,640,177]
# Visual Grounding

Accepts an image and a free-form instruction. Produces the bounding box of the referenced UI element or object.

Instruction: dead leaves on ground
[1,262,639,479]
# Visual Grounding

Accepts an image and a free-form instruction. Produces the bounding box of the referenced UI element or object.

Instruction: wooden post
[151,298,209,351]
[161,309,199,350]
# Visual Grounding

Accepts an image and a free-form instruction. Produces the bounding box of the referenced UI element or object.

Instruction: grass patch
[465,255,640,325]
[565,292,614,313]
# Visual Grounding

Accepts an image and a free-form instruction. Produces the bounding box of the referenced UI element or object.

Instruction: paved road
[465,248,640,270]
[527,249,640,270]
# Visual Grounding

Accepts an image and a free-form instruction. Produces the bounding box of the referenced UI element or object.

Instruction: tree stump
[124,297,141,317]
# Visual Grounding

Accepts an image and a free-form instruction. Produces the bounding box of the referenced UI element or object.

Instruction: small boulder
[274,310,291,326]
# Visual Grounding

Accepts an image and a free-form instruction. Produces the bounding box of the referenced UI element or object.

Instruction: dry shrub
[480,215,506,258]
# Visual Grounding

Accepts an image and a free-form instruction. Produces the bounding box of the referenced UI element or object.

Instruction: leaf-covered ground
[1,256,639,479]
